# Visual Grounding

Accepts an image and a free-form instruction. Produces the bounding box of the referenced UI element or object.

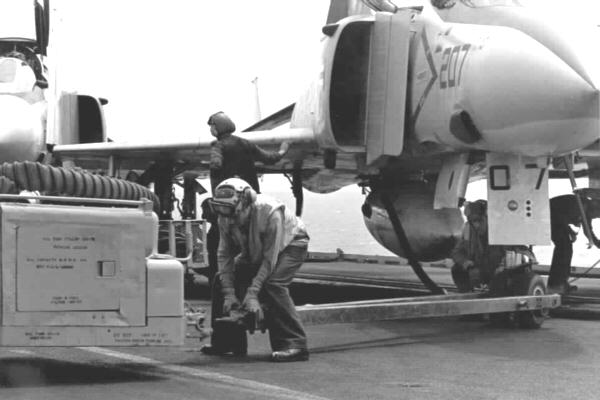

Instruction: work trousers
[548,223,573,288]
[206,223,219,283]
[209,245,308,352]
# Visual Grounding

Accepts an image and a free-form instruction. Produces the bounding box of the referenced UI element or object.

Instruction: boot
[271,348,309,362]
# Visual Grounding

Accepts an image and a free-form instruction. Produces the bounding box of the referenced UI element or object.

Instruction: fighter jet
[0,0,110,162]
[52,0,600,290]
[0,0,160,206]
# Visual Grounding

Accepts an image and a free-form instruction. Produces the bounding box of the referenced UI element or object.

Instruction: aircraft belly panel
[486,153,550,246]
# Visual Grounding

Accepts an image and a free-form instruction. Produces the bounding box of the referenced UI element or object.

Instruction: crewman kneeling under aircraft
[451,200,502,292]
[451,200,535,293]
[200,178,310,362]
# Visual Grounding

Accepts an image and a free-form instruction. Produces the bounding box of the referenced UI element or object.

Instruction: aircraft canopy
[0,0,37,42]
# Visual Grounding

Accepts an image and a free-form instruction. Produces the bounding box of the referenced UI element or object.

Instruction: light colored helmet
[210,178,256,216]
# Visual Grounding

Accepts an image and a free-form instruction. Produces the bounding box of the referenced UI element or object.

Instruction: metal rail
[0,194,152,209]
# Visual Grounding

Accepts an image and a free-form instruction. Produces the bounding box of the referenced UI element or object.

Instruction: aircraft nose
[0,95,43,163]
[462,27,599,157]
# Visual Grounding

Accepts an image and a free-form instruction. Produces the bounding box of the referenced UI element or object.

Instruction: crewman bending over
[548,193,600,294]
[201,178,310,362]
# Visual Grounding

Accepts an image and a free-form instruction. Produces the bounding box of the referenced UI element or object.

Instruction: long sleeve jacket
[209,134,283,193]
[217,194,308,295]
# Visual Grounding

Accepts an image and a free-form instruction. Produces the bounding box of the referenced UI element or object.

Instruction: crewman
[207,111,289,193]
[200,197,219,282]
[548,193,600,294]
[201,178,310,362]
[451,200,506,292]
[206,111,289,286]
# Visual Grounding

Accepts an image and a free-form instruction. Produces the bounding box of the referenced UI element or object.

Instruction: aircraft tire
[513,272,548,329]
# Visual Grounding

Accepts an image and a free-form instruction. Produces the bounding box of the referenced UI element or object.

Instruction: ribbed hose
[0,161,160,212]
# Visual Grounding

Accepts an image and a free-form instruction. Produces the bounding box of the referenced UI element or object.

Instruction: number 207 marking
[440,44,471,89]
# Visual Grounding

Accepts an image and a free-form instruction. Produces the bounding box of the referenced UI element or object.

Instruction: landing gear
[488,267,548,329]
[284,163,304,217]
[513,272,548,329]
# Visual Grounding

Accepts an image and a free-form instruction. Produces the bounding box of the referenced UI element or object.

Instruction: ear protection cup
[241,187,257,207]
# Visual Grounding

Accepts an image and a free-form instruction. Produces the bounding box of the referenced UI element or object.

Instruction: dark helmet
[464,199,487,220]
[207,111,236,136]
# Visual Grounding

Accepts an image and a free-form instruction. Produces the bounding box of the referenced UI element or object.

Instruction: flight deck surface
[1,259,599,400]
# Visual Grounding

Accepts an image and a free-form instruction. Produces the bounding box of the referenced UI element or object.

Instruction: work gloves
[243,292,264,334]
[222,291,240,315]
[278,141,290,157]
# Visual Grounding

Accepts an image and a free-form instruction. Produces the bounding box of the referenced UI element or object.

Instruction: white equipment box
[0,199,184,346]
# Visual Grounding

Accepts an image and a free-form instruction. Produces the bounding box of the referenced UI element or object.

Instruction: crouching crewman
[200,178,310,362]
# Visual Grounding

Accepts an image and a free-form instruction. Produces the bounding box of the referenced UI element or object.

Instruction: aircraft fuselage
[292,1,600,172]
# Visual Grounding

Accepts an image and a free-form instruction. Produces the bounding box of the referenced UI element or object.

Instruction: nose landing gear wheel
[513,272,548,329]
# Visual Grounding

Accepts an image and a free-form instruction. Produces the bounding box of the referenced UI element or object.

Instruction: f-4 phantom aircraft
[0,0,158,205]
[52,0,600,292]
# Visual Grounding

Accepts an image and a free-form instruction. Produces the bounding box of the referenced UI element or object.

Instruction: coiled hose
[0,161,160,212]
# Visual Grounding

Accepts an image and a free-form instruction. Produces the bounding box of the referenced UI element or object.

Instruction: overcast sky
[49,0,600,143]
[50,1,329,142]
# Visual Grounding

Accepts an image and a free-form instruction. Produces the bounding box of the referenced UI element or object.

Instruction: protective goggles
[209,199,236,216]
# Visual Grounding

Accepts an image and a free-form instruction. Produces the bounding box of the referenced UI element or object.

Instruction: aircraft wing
[51,114,317,174]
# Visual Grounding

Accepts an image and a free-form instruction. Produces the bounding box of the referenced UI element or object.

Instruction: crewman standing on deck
[548,193,600,294]
[207,111,289,193]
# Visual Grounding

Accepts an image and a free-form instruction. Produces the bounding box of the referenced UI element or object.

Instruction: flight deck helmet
[207,111,236,137]
[210,177,256,216]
